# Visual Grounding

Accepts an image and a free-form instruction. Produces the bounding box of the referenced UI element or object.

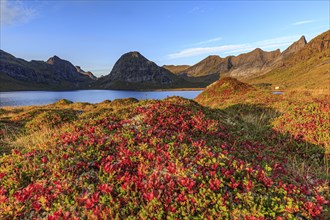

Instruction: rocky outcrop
[75,66,97,80]
[295,30,330,58]
[274,30,330,67]
[280,36,307,58]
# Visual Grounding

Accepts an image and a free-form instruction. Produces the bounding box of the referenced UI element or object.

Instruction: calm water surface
[272,91,284,95]
[0,90,202,107]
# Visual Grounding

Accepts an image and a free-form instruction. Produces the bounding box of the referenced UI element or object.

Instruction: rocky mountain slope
[247,30,330,90]
[168,49,282,80]
[0,50,96,91]
[169,35,309,84]
[279,36,307,58]
[228,48,281,78]
[94,52,198,89]
[184,56,232,77]
[75,66,97,80]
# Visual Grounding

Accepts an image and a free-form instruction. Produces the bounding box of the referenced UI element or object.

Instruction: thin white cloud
[168,44,249,59]
[168,35,299,59]
[292,20,314,26]
[0,0,37,26]
[189,7,200,14]
[195,37,223,46]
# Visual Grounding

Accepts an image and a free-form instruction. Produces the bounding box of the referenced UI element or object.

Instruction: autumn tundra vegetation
[0,78,329,219]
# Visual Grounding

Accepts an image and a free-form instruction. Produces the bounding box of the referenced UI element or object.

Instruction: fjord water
[0,90,202,107]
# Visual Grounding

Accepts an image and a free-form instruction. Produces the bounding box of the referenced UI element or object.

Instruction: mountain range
[0,51,96,91]
[0,30,329,91]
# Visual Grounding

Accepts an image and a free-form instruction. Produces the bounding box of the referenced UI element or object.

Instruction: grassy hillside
[0,73,45,91]
[195,77,255,108]
[247,30,330,90]
[162,65,190,74]
[0,93,329,218]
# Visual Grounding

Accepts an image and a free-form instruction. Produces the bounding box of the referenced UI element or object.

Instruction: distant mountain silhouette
[93,51,198,90]
[0,50,96,91]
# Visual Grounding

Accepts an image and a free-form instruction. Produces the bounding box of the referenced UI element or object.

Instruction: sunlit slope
[247,30,330,90]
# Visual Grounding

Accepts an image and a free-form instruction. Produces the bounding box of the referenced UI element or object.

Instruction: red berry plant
[0,97,328,219]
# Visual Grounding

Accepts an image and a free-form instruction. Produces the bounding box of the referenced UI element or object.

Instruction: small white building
[275,86,280,90]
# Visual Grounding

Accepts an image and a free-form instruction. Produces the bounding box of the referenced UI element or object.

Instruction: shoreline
[0,88,205,93]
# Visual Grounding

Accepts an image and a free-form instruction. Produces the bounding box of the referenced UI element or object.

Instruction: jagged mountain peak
[46,55,65,65]
[298,35,307,44]
[281,35,307,57]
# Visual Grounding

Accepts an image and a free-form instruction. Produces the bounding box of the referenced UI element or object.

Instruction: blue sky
[1,1,329,76]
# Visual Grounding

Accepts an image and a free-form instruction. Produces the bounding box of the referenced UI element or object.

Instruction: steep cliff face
[280,36,307,58]
[95,51,193,89]
[75,66,97,80]
[0,50,94,91]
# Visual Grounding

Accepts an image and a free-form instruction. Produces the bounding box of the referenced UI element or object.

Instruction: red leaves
[144,191,155,201]
[245,180,253,191]
[0,187,7,203]
[1,97,328,218]
[98,184,113,194]
[315,194,328,205]
[0,172,6,179]
[41,156,48,163]
[228,177,239,189]
[178,177,195,191]
[48,208,71,220]
[85,192,100,209]
[176,192,187,203]
[32,201,41,212]
[304,201,323,217]
[210,178,221,191]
